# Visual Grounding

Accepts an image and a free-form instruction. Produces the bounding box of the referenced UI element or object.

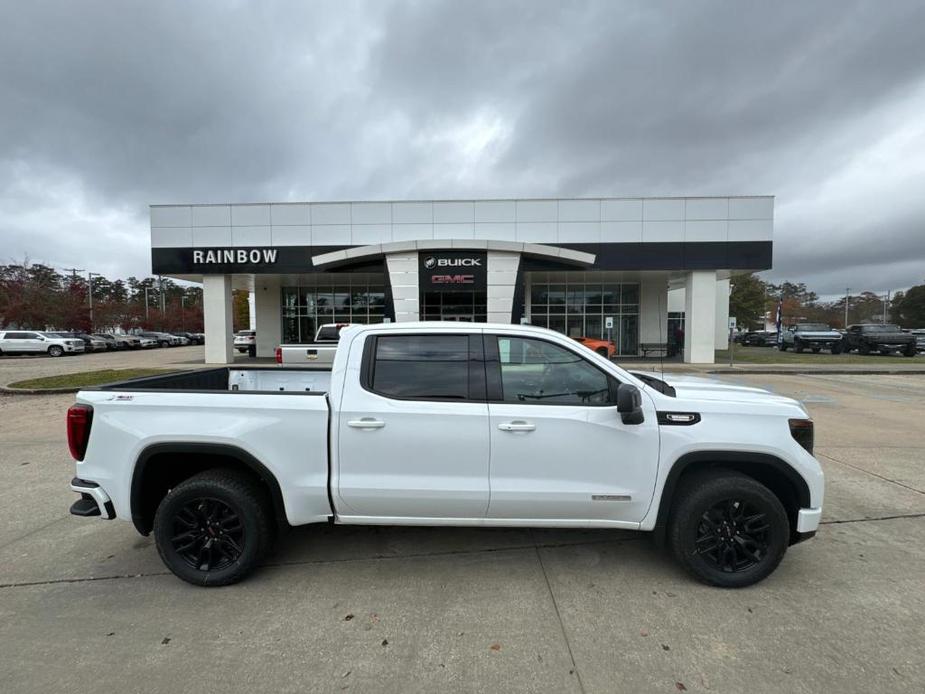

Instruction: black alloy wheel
[859,342,871,355]
[669,470,789,588]
[694,499,770,573]
[170,498,245,572]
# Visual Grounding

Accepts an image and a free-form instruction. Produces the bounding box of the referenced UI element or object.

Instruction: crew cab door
[335,331,490,519]
[485,334,659,524]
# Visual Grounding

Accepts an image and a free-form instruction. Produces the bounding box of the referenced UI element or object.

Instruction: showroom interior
[149,196,774,364]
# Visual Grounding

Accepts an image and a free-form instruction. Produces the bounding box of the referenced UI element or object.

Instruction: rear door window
[368,335,473,400]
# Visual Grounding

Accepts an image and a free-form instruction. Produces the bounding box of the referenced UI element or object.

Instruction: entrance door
[336,331,491,519]
[485,333,659,524]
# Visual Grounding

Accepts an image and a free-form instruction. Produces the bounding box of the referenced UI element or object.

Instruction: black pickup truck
[843,324,916,356]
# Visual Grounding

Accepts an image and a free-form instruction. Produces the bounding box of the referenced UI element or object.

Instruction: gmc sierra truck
[842,324,917,356]
[67,323,823,588]
[275,322,354,365]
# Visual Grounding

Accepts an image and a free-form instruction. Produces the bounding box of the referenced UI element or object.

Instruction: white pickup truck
[274,322,352,365]
[67,323,824,588]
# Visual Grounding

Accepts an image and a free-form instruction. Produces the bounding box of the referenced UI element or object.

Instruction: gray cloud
[1,0,923,294]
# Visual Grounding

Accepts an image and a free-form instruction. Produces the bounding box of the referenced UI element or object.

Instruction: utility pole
[884,290,890,324]
[144,287,151,321]
[62,267,84,281]
[87,272,99,331]
[844,288,850,329]
[181,295,186,331]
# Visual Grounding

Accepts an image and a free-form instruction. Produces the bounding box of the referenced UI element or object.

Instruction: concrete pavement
[0,373,924,692]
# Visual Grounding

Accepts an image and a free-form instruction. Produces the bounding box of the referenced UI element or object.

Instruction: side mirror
[616,383,644,425]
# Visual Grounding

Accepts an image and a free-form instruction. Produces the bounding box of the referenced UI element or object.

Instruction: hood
[793,330,841,339]
[631,371,806,411]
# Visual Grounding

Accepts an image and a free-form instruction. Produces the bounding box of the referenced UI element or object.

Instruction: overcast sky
[2,0,924,297]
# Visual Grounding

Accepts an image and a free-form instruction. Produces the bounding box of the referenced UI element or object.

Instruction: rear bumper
[70,477,115,519]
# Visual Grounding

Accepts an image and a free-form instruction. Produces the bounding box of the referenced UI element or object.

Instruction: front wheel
[778,343,787,351]
[47,345,64,357]
[153,470,272,586]
[668,470,789,588]
[859,342,870,355]
[904,344,917,357]
[812,347,821,353]
[794,340,804,353]
[831,343,842,355]
[595,347,609,358]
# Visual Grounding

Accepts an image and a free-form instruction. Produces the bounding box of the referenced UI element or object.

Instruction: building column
[715,278,731,350]
[385,252,419,322]
[684,270,716,364]
[487,251,520,323]
[254,276,281,358]
[639,273,668,353]
[203,275,234,364]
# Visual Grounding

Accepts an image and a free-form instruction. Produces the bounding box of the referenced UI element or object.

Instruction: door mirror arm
[616,383,645,425]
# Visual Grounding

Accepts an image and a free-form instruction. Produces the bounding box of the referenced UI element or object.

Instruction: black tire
[595,347,609,358]
[153,469,272,586]
[47,345,64,357]
[778,343,787,351]
[831,342,842,355]
[904,343,917,357]
[668,470,790,588]
[859,342,870,355]
[879,349,891,356]
[811,347,821,353]
[794,340,804,353]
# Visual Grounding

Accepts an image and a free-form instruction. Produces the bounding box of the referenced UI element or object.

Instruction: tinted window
[372,335,469,400]
[4,332,29,339]
[497,336,612,405]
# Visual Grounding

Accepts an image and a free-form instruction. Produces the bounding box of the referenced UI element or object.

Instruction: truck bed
[93,367,332,394]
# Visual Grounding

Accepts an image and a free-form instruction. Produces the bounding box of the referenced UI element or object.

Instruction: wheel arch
[652,451,811,547]
[130,442,288,536]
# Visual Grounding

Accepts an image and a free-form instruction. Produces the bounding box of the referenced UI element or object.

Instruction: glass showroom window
[282,273,386,343]
[529,276,640,355]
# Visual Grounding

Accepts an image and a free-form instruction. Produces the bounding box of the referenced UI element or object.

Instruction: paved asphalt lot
[1,350,923,692]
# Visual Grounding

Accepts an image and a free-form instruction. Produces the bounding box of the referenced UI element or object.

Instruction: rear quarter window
[369,335,470,400]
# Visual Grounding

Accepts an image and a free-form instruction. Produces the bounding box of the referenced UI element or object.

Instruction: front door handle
[347,418,385,429]
[498,420,536,432]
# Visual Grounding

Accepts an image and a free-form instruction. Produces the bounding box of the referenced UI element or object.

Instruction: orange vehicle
[572,336,616,358]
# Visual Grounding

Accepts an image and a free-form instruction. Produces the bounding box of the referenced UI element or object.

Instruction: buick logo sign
[424,255,482,268]
[424,256,437,269]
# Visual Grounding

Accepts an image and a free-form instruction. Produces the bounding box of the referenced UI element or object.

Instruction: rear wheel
[153,470,272,586]
[778,343,787,351]
[794,340,804,353]
[831,342,842,355]
[904,343,917,357]
[668,470,789,588]
[595,347,609,358]
[47,345,64,357]
[859,342,870,355]
[811,347,821,353]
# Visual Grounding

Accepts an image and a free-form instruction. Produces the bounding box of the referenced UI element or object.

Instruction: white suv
[0,331,85,357]
[234,330,256,353]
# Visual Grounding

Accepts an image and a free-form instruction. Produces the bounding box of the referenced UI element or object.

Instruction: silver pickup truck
[275,322,353,365]
[779,323,843,354]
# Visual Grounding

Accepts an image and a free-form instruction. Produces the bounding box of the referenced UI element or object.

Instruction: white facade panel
[600,221,643,242]
[191,205,232,227]
[231,204,271,227]
[557,221,600,243]
[393,223,434,241]
[643,198,684,221]
[729,197,773,220]
[350,224,391,244]
[602,199,642,221]
[642,220,684,242]
[434,201,474,223]
[350,202,391,224]
[311,203,350,225]
[311,225,351,245]
[150,206,191,227]
[271,225,311,246]
[475,200,516,223]
[515,221,557,242]
[685,198,729,220]
[232,226,271,247]
[434,223,475,239]
[685,220,728,242]
[516,199,557,222]
[728,219,773,241]
[392,201,433,224]
[192,226,232,247]
[473,222,516,240]
[270,203,311,226]
[151,227,192,248]
[558,199,600,222]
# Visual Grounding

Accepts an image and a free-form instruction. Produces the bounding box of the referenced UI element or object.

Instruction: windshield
[862,325,900,332]
[796,324,829,331]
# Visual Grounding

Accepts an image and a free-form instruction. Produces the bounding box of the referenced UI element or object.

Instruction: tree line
[729,274,925,331]
[0,260,205,333]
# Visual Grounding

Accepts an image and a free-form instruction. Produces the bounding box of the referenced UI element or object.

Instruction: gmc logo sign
[432,274,475,285]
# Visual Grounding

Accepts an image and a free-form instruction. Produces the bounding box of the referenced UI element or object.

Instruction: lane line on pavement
[818,451,925,496]
[820,512,925,525]
[533,536,585,694]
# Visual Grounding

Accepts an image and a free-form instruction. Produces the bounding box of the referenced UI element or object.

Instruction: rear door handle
[347,418,385,429]
[498,421,536,432]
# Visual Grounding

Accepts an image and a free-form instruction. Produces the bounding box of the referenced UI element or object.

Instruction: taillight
[67,404,93,461]
[275,346,282,364]
[789,418,814,455]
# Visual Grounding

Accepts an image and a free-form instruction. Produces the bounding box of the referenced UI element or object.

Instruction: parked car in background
[572,336,616,358]
[740,330,777,347]
[0,330,85,357]
[118,334,143,349]
[53,332,108,352]
[92,334,130,350]
[234,330,256,354]
[170,334,191,346]
[909,329,925,353]
[174,332,204,345]
[780,323,843,354]
[139,331,179,347]
[275,323,355,364]
[137,335,158,349]
[843,324,916,356]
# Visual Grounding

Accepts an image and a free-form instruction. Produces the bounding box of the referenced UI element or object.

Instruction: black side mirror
[616,383,644,425]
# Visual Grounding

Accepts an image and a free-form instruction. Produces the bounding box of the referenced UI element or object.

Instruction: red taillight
[275,346,282,364]
[67,404,93,461]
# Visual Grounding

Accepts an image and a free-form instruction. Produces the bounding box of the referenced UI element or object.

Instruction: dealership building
[149,196,773,364]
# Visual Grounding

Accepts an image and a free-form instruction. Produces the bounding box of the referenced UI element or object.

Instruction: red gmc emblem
[432,274,475,284]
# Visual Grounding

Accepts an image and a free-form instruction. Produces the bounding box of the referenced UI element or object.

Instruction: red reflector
[67,404,93,461]
[275,346,282,364]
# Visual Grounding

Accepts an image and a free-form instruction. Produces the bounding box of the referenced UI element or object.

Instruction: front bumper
[70,477,115,519]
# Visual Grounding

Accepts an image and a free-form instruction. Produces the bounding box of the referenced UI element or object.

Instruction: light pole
[144,287,151,321]
[844,287,850,329]
[181,295,186,331]
[87,272,99,331]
